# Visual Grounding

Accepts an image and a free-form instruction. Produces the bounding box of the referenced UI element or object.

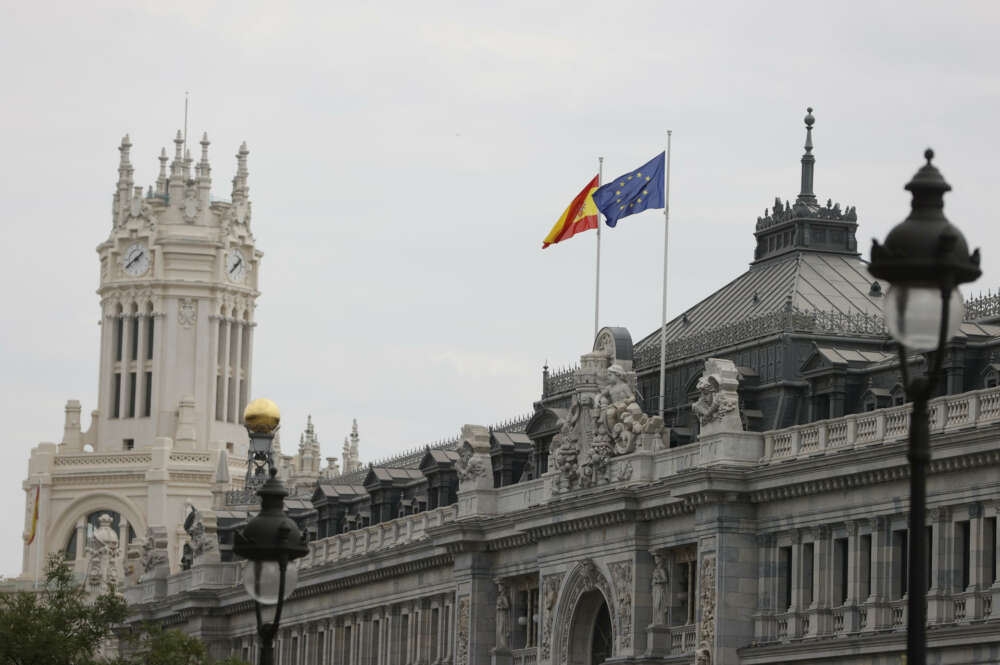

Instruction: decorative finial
[797,106,817,203]
[804,107,814,127]
[925,148,934,164]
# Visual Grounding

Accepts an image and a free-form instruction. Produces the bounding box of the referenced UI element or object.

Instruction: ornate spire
[231,141,249,202]
[797,107,817,204]
[198,132,211,181]
[170,130,184,178]
[156,147,168,195]
[117,134,133,186]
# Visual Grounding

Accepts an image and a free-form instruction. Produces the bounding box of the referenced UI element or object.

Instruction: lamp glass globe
[884,286,963,352]
[243,559,299,605]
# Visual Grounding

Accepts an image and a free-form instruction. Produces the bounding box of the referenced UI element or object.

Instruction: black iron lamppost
[869,150,980,665]
[234,399,309,665]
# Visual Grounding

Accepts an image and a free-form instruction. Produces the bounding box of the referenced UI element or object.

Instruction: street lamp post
[869,150,980,665]
[235,399,310,665]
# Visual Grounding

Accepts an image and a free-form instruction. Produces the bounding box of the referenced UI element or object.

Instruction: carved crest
[178,298,197,328]
[182,187,201,223]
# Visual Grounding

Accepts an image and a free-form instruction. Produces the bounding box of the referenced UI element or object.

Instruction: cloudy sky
[2,1,998,576]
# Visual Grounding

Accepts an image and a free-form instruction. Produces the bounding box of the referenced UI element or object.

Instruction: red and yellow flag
[542,175,600,249]
[25,485,39,545]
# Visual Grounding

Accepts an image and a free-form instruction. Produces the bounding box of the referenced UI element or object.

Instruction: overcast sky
[2,1,998,577]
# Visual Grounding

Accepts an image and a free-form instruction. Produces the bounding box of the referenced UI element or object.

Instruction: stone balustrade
[298,503,459,570]
[762,385,1000,464]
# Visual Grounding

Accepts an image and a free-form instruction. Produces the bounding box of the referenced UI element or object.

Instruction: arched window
[63,510,136,560]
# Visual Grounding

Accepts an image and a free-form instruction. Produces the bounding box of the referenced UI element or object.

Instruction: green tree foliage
[113,625,249,665]
[0,554,127,665]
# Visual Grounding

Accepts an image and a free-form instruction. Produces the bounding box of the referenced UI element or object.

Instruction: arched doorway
[567,589,614,665]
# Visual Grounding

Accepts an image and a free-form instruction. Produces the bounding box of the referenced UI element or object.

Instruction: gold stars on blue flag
[592,152,665,227]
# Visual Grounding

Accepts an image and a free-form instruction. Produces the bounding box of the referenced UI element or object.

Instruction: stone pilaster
[928,506,953,624]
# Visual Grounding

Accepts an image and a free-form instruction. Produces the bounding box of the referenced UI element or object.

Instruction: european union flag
[592,152,665,227]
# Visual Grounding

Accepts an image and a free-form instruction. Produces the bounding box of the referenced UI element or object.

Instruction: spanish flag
[542,175,600,249]
[25,485,39,545]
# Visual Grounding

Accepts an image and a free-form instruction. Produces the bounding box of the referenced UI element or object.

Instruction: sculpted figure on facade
[138,526,169,582]
[540,573,563,660]
[651,551,669,625]
[495,579,511,649]
[594,365,664,455]
[85,513,120,594]
[456,425,492,490]
[691,358,742,436]
[610,560,634,649]
[185,507,219,566]
[697,556,716,663]
[552,401,582,493]
[455,440,487,484]
[456,596,470,665]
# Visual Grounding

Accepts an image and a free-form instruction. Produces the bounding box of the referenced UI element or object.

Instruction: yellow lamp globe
[244,398,280,433]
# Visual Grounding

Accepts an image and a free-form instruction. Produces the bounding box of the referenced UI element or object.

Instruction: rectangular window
[342,626,351,665]
[779,546,792,611]
[130,316,139,360]
[146,316,154,360]
[927,525,934,591]
[316,633,325,665]
[112,373,121,418]
[123,439,134,451]
[215,375,224,421]
[115,317,124,361]
[143,372,152,417]
[127,372,136,418]
[834,537,849,605]
[227,377,236,422]
[803,542,815,606]
[290,636,298,665]
[372,620,380,665]
[957,520,971,590]
[861,534,872,599]
[987,517,998,586]
[893,529,908,599]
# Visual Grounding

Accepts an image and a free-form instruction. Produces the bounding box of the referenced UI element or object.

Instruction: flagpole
[594,156,604,340]
[658,132,672,418]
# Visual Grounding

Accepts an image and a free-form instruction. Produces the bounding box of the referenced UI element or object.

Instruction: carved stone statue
[184,507,220,566]
[495,580,511,649]
[691,358,742,436]
[594,365,664,457]
[85,513,120,594]
[456,440,488,483]
[138,527,169,581]
[552,402,582,493]
[695,644,712,665]
[651,552,669,625]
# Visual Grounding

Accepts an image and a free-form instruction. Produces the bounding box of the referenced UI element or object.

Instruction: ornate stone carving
[692,358,742,436]
[540,573,563,660]
[456,440,488,484]
[182,186,201,223]
[755,195,857,231]
[593,365,664,458]
[697,556,716,663]
[138,526,169,582]
[495,579,511,649]
[85,513,120,594]
[552,400,582,493]
[610,560,633,650]
[184,506,219,565]
[456,595,470,665]
[178,298,197,328]
[556,559,616,665]
[651,551,669,625]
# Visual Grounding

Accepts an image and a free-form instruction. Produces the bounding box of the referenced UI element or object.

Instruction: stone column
[752,535,777,643]
[134,314,147,419]
[927,507,953,624]
[842,520,862,632]
[807,526,832,636]
[966,503,985,619]
[452,551,495,665]
[864,516,891,630]
[787,529,805,637]
[991,502,1000,617]
[117,313,132,419]
[231,320,244,423]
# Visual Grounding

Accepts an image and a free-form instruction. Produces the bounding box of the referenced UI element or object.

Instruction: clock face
[122,243,149,277]
[226,249,247,282]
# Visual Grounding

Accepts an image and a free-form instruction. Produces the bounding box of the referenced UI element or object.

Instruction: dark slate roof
[366,467,425,483]
[635,252,886,354]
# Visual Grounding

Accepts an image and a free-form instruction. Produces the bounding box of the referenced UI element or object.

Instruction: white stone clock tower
[19,131,260,581]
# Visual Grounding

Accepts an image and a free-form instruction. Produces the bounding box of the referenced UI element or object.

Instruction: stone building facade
[18,111,1000,664]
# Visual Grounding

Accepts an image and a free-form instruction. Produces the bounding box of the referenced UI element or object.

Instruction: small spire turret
[156,147,168,195]
[198,132,211,181]
[232,141,249,202]
[797,107,817,204]
[170,130,184,179]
